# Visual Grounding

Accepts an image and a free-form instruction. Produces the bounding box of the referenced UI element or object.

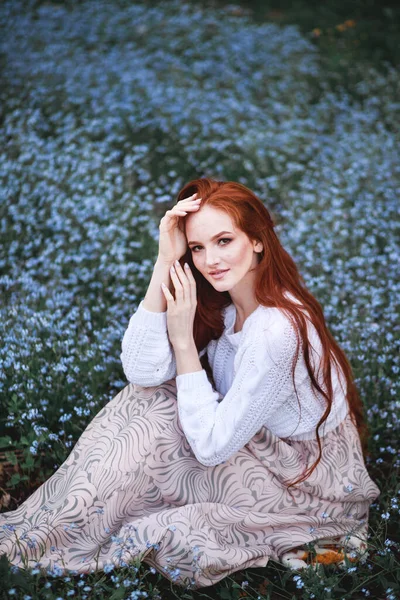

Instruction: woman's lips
[210,269,229,280]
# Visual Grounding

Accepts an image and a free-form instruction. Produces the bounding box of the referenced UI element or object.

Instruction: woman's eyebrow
[188,231,233,246]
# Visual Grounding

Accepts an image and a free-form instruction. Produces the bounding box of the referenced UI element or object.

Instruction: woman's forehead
[185,206,235,239]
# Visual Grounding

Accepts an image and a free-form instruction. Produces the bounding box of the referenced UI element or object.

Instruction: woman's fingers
[175,201,201,210]
[178,192,198,203]
[165,208,188,218]
[169,262,184,301]
[161,281,172,301]
[183,262,197,305]
[177,196,202,207]
[166,200,201,220]
[170,260,195,302]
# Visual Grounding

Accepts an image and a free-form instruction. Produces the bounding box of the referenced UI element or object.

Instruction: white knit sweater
[120,292,349,466]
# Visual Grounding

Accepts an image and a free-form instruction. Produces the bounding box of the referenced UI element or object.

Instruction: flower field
[0,0,399,598]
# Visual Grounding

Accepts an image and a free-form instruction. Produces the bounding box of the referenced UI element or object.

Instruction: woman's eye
[191,238,232,252]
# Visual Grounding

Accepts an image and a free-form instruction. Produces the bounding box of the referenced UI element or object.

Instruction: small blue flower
[104,563,114,573]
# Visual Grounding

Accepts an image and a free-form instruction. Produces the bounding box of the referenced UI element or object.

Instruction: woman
[0,178,380,589]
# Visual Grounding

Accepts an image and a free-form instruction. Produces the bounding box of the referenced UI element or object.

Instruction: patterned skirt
[0,379,380,589]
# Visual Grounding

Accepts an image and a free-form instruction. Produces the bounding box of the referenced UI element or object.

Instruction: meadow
[0,0,399,598]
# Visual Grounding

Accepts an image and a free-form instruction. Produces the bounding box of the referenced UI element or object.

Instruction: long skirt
[0,379,380,589]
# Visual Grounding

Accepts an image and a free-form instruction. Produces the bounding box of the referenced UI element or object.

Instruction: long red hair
[175,177,369,487]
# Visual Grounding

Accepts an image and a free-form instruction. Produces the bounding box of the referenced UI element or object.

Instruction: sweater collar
[223,302,263,338]
[223,291,301,337]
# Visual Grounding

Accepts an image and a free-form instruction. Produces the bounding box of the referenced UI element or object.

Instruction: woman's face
[185,205,262,292]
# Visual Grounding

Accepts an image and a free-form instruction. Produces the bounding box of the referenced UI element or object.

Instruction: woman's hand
[158,193,202,264]
[161,260,197,349]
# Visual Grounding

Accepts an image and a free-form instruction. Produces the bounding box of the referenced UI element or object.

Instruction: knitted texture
[120,301,177,386]
[120,296,349,466]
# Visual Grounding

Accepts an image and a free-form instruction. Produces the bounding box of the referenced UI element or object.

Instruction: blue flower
[104,563,114,573]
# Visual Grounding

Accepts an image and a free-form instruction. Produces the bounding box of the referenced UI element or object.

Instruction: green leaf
[23,454,35,468]
[10,566,32,593]
[4,451,17,466]
[0,436,12,448]
[109,586,126,600]
[9,473,21,486]
[0,554,11,582]
[219,588,234,599]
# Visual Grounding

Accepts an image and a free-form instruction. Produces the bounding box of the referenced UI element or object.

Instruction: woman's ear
[254,240,263,253]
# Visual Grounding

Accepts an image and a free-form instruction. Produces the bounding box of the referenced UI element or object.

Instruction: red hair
[176,177,369,487]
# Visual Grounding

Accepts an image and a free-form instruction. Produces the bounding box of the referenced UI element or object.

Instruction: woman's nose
[205,253,220,267]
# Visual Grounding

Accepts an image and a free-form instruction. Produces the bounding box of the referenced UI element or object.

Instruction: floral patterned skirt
[0,379,380,589]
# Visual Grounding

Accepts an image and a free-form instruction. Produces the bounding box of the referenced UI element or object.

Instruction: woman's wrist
[142,259,173,313]
[171,337,196,352]
[173,339,203,375]
[156,255,176,268]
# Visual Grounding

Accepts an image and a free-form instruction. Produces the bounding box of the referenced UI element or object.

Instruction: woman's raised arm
[120,193,202,385]
[142,258,174,313]
[143,191,202,311]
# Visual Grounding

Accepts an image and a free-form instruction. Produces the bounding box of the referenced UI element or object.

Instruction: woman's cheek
[230,244,246,265]
[192,254,201,271]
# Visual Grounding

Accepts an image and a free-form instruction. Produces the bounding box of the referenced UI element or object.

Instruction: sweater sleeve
[120,300,177,386]
[175,314,299,466]
[120,300,207,387]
